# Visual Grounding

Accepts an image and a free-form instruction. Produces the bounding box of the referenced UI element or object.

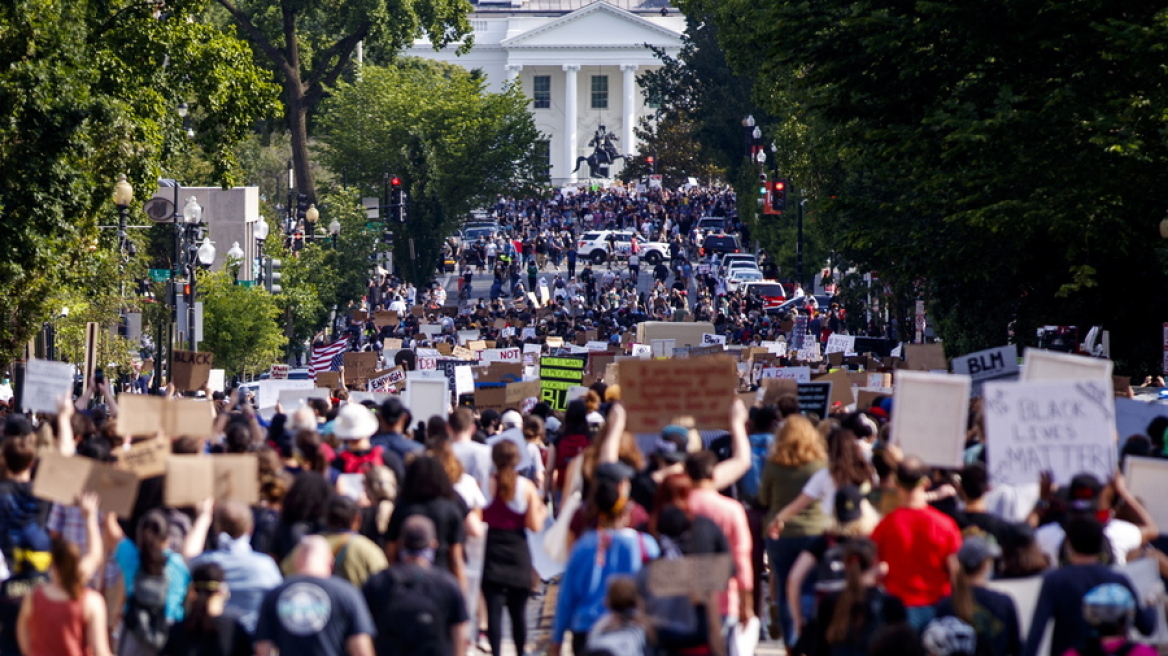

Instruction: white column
[621,64,638,157]
[505,64,523,82]
[563,64,580,182]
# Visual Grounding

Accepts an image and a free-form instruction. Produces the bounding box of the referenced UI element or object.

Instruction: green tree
[214,0,473,207]
[317,59,546,282]
[0,0,278,371]
[200,269,285,377]
[686,0,1168,371]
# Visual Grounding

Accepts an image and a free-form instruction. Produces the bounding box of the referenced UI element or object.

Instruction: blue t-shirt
[552,528,659,642]
[114,538,191,623]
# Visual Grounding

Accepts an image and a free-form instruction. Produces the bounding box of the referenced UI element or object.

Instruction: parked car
[742,281,789,312]
[577,230,671,265]
[700,234,742,257]
[726,268,765,292]
[696,216,727,232]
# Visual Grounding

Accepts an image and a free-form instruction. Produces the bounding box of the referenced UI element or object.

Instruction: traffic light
[388,175,405,223]
[646,156,655,173]
[771,179,788,213]
[264,257,282,294]
[296,193,309,220]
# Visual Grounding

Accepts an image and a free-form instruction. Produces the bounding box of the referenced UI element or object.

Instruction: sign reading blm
[983,379,1115,487]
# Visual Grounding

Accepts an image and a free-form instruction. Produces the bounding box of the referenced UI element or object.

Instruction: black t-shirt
[0,479,50,564]
[386,498,467,575]
[255,576,375,656]
[934,586,1022,656]
[814,588,906,656]
[162,611,253,656]
[951,509,1021,548]
[363,563,468,656]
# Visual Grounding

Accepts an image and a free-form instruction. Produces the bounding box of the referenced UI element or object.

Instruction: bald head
[214,500,253,540]
[295,535,334,578]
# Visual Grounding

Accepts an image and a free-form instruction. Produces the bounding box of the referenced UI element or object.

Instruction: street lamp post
[742,115,755,160]
[254,215,269,285]
[306,204,320,242]
[112,174,134,297]
[329,218,341,248]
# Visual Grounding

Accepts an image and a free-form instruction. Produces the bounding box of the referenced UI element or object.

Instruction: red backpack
[338,446,385,474]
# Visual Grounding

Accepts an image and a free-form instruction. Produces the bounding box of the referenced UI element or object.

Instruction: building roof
[472,0,674,17]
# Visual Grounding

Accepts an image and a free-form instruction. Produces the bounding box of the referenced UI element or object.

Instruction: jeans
[766,535,817,646]
[905,604,937,632]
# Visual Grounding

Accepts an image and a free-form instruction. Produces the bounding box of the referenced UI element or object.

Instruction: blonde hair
[771,415,827,467]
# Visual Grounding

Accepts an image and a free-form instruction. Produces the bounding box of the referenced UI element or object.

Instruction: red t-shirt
[871,505,962,607]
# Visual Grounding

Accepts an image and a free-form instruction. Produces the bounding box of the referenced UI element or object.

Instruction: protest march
[2,183,1168,656]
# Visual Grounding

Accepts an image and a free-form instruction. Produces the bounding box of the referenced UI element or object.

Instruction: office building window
[533,75,551,109]
[534,140,551,176]
[591,75,608,109]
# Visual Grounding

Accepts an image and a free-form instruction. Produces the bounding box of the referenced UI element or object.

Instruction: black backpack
[124,571,170,653]
[374,567,445,655]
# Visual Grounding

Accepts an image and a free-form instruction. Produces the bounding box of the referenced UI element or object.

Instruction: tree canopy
[683,0,1168,370]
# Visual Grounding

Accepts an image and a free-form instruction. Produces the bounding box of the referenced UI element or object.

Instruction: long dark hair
[50,536,83,600]
[136,509,170,577]
[399,455,455,503]
[185,563,227,635]
[826,425,875,487]
[492,440,520,502]
[280,472,333,526]
[825,537,879,645]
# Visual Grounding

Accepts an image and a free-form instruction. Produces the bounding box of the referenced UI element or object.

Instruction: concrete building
[405,0,684,184]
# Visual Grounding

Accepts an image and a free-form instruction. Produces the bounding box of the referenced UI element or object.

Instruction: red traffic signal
[646,156,654,164]
[774,181,786,191]
[390,176,402,188]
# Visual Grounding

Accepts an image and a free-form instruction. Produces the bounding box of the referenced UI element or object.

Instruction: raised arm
[77,493,104,583]
[711,399,750,491]
[57,395,75,456]
[598,402,626,465]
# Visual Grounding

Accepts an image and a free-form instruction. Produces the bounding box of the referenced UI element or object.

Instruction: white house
[405,0,684,184]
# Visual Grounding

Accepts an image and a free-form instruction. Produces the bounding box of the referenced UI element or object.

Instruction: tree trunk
[285,80,316,222]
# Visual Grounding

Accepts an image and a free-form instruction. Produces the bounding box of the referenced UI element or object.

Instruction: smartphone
[94,368,104,384]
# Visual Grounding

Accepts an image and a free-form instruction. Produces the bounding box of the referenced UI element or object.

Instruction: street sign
[148,269,169,283]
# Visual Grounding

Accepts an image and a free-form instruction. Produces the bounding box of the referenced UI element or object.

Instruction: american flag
[310,338,348,378]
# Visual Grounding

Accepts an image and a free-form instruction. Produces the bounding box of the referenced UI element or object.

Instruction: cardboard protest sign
[352,310,368,323]
[367,366,406,391]
[457,330,481,346]
[478,363,523,384]
[650,339,675,358]
[474,386,508,412]
[116,395,213,440]
[384,338,403,350]
[856,388,892,411]
[762,378,799,406]
[702,334,727,346]
[605,362,620,385]
[904,344,948,372]
[452,346,475,361]
[825,334,856,355]
[467,340,487,351]
[646,553,733,597]
[21,358,74,414]
[546,336,564,348]
[539,356,587,411]
[411,305,425,318]
[796,382,832,418]
[1021,348,1113,382]
[813,370,857,408]
[164,454,259,507]
[373,310,399,328]
[890,371,971,468]
[116,437,169,479]
[505,380,541,403]
[631,344,652,358]
[172,350,214,391]
[760,366,811,383]
[951,345,1019,392]
[277,387,329,409]
[1124,456,1168,533]
[33,452,138,518]
[269,364,289,379]
[481,348,521,364]
[619,357,737,433]
[315,371,341,389]
[983,379,1115,486]
[406,377,449,420]
[343,352,379,387]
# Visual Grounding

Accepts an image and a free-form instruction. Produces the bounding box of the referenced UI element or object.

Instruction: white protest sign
[952,345,1018,382]
[522,327,536,340]
[418,323,443,337]
[417,356,437,370]
[454,366,475,398]
[761,341,788,357]
[1123,456,1168,535]
[567,386,590,403]
[702,333,727,346]
[650,339,675,358]
[1115,398,1168,447]
[207,369,226,394]
[797,339,821,363]
[760,366,812,383]
[890,343,903,358]
[480,348,521,364]
[825,334,856,355]
[457,330,480,346]
[890,371,971,468]
[586,341,609,352]
[1021,348,1112,382]
[631,344,652,359]
[522,343,542,366]
[404,377,448,423]
[983,379,1116,486]
[277,387,329,409]
[257,379,313,409]
[501,327,516,338]
[348,392,393,405]
[22,359,75,414]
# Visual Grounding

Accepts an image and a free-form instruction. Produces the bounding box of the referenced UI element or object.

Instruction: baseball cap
[956,536,1002,571]
[595,461,635,483]
[501,410,523,429]
[834,484,864,524]
[1067,473,1104,512]
[3,415,32,438]
[654,425,689,464]
[401,515,437,552]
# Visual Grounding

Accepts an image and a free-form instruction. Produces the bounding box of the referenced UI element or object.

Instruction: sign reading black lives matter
[983,379,1115,487]
[540,355,586,411]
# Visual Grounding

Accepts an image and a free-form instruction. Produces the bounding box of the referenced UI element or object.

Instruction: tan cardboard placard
[505,380,541,403]
[619,357,738,433]
[411,305,425,318]
[116,437,170,479]
[738,391,760,408]
[343,352,379,387]
[812,370,857,408]
[1113,376,1132,396]
[315,371,341,390]
[352,310,368,323]
[905,343,948,372]
[164,455,259,507]
[213,454,260,505]
[384,338,403,350]
[762,378,799,405]
[452,346,475,360]
[605,362,620,385]
[373,310,399,328]
[467,340,487,351]
[890,371,970,468]
[646,553,734,597]
[33,453,139,518]
[493,319,507,330]
[546,336,564,348]
[116,395,213,439]
[827,352,844,368]
[479,363,523,384]
[435,343,453,356]
[474,386,508,412]
[172,350,214,391]
[575,332,589,346]
[856,389,890,410]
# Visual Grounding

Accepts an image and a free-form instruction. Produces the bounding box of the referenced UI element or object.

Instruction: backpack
[339,446,385,474]
[815,534,848,595]
[124,570,170,653]
[739,433,772,500]
[373,567,446,654]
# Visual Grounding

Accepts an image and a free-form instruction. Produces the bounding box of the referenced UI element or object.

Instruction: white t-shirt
[801,467,837,509]
[454,473,487,511]
[1035,518,1143,566]
[451,440,493,494]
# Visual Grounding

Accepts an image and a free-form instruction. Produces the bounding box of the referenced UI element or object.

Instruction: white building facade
[405,1,684,184]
